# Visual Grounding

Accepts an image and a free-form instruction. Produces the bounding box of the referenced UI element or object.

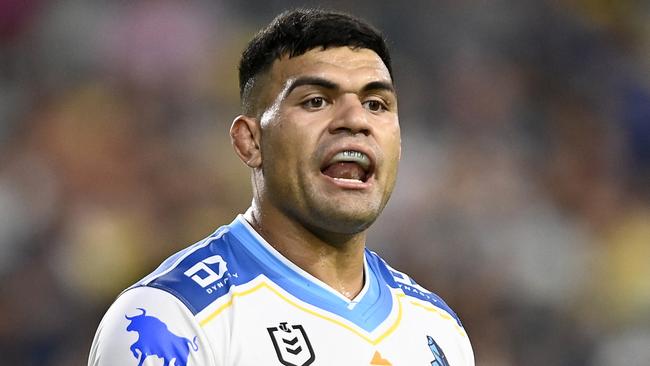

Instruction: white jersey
[89,215,474,366]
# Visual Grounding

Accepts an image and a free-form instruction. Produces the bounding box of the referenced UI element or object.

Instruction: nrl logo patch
[267,322,315,366]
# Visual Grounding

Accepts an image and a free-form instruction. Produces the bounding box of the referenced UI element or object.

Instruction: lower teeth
[333,177,362,183]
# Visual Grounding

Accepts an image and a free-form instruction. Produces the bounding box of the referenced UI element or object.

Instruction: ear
[230,115,262,168]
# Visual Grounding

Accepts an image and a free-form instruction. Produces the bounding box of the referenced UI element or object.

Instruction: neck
[244,205,366,300]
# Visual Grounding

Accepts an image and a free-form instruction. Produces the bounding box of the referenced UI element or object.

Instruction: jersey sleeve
[88,286,215,366]
[458,327,475,366]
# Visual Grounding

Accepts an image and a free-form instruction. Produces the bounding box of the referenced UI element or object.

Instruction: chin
[309,205,382,235]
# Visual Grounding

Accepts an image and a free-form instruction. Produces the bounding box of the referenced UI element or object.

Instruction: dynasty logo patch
[267,322,315,366]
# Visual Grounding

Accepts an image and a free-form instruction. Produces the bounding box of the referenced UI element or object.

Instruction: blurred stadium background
[1,0,649,365]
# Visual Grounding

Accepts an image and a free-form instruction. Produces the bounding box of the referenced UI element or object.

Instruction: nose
[328,94,372,136]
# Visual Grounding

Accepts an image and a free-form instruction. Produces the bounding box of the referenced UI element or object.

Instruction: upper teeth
[330,150,370,170]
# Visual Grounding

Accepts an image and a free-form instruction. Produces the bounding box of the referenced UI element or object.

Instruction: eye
[362,99,387,112]
[302,96,328,110]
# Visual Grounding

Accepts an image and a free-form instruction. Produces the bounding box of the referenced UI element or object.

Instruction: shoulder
[131,222,262,315]
[366,249,464,327]
[88,286,214,365]
[88,220,254,366]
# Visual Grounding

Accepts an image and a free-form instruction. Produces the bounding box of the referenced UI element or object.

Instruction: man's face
[257,47,400,236]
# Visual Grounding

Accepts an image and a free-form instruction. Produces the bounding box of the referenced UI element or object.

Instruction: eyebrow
[283,76,395,99]
[361,80,395,94]
[284,76,338,97]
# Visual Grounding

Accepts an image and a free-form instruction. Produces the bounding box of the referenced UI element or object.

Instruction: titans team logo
[267,322,315,366]
[427,335,450,366]
[125,308,199,366]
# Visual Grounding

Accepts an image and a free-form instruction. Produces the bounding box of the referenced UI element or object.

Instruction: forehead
[268,47,392,94]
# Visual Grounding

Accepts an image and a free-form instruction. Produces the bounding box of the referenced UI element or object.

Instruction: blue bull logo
[125,308,199,366]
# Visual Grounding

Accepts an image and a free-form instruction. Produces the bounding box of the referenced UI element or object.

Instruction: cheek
[262,128,307,176]
[383,127,402,161]
[379,131,402,181]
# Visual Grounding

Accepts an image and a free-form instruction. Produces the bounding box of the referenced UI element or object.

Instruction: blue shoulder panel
[367,251,464,327]
[135,223,263,315]
[132,217,396,333]
[137,217,452,335]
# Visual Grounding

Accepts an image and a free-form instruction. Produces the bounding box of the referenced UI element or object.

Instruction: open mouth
[320,150,374,183]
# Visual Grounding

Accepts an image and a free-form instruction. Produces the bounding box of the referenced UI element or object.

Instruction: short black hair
[238,8,392,115]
